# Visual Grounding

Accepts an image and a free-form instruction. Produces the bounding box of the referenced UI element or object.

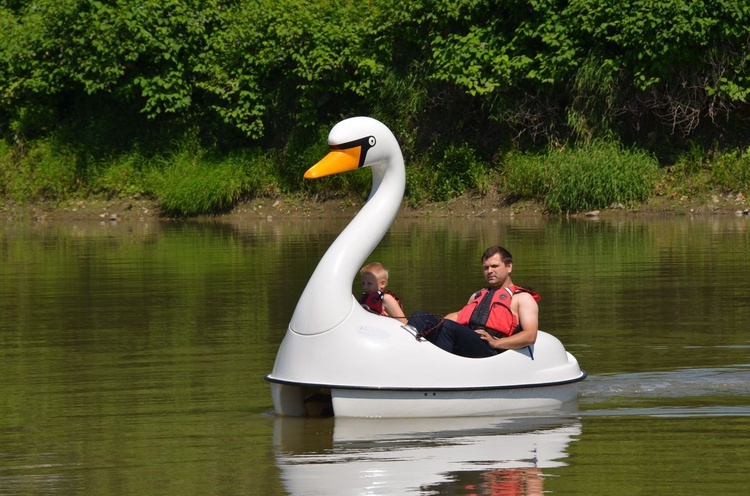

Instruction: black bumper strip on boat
[264,370,587,392]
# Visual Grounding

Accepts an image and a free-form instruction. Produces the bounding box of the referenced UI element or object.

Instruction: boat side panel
[330,384,580,418]
[271,305,583,390]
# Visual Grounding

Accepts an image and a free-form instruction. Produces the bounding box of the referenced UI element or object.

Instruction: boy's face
[361,272,384,293]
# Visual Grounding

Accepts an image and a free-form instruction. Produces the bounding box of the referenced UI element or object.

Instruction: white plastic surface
[267,117,585,417]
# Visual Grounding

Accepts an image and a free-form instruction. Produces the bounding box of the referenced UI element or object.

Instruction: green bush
[2,0,749,214]
[404,143,492,204]
[1,138,80,202]
[665,144,716,198]
[711,149,750,193]
[503,141,659,213]
[148,146,247,216]
[237,149,281,196]
[499,151,543,203]
[89,151,150,199]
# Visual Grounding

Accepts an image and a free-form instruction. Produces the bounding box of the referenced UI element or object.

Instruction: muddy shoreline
[3,190,749,225]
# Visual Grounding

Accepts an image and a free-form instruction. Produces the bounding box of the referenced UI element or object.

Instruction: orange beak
[304,147,362,179]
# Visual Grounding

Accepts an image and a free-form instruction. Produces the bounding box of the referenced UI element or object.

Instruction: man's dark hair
[482,246,513,265]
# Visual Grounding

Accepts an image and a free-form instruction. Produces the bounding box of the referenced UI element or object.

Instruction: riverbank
[3,189,749,224]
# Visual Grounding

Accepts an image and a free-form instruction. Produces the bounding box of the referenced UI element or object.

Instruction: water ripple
[576,365,750,419]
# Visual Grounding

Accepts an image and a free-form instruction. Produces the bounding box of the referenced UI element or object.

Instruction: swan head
[304,117,401,179]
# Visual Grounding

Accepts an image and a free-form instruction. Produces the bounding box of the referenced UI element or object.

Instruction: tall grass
[0,138,81,202]
[662,144,750,200]
[148,146,262,216]
[3,134,743,216]
[0,141,11,198]
[711,148,750,194]
[502,141,659,213]
[90,150,151,199]
[406,143,494,205]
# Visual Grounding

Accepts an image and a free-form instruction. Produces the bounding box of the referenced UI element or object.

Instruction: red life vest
[359,290,404,316]
[455,285,541,337]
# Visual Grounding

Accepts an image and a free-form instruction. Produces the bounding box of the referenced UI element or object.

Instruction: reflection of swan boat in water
[273,414,582,495]
[265,117,586,418]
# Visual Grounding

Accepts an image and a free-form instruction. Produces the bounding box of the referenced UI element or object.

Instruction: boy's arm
[382,293,408,324]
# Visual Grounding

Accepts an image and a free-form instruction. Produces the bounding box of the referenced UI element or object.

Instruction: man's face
[482,253,512,287]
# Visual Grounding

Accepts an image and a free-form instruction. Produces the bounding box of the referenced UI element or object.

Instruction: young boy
[359,262,407,324]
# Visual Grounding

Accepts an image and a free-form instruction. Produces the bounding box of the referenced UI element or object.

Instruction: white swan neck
[290,157,404,335]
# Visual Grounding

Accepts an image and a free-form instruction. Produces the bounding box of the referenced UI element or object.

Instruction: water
[1,214,749,494]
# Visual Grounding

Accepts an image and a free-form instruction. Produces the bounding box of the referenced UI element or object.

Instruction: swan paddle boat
[265,116,586,418]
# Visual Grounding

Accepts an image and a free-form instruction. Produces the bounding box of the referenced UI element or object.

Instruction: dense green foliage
[502,141,659,213]
[1,0,749,214]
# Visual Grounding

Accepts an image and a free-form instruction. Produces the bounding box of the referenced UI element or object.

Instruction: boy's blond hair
[360,262,389,283]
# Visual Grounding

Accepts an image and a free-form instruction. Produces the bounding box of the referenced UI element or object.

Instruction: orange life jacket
[455,285,541,337]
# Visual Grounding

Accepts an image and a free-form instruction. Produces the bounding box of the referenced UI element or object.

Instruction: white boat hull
[267,300,586,418]
[328,381,581,418]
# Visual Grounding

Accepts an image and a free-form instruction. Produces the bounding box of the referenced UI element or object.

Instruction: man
[408,246,540,358]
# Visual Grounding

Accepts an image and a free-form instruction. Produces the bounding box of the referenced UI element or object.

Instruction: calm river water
[1,213,749,495]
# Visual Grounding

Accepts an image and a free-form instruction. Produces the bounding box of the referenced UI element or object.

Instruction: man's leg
[407,313,496,358]
[407,312,451,352]
[440,321,497,358]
